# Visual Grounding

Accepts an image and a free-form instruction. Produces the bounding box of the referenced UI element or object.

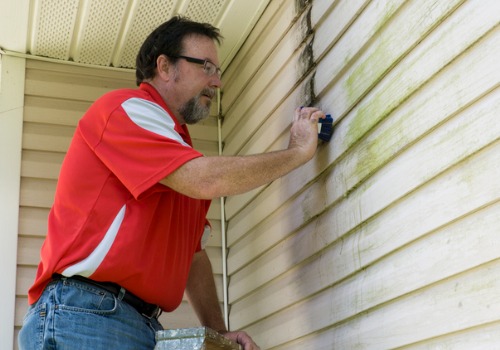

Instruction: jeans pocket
[18,302,47,350]
[58,280,118,315]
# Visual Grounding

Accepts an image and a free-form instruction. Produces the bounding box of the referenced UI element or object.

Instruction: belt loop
[156,308,163,319]
[143,306,162,320]
[118,287,126,301]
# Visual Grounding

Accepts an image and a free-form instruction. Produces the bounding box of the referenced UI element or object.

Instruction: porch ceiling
[0,0,270,71]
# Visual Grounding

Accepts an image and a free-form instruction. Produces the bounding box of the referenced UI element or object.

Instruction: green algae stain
[343,0,409,149]
[343,38,397,149]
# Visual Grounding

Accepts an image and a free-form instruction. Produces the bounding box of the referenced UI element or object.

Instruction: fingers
[295,106,326,123]
[223,331,260,350]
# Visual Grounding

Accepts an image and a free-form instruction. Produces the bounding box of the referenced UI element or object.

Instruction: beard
[179,88,215,125]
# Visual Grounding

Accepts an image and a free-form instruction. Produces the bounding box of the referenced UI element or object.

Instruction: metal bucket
[155,327,241,350]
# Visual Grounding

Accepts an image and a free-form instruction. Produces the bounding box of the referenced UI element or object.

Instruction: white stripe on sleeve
[121,97,190,147]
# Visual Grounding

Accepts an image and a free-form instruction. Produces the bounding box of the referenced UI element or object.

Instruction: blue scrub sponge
[318,114,334,142]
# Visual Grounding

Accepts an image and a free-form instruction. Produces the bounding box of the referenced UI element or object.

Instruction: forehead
[181,34,219,63]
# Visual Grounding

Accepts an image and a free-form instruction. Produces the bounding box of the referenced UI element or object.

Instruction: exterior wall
[13,59,223,347]
[0,54,25,350]
[223,0,500,348]
[5,0,500,348]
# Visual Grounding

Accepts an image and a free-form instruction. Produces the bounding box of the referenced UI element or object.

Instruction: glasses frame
[174,55,222,79]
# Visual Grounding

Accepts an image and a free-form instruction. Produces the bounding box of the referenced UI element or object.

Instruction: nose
[210,75,222,89]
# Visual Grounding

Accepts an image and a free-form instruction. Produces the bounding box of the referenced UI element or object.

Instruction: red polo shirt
[28,83,211,311]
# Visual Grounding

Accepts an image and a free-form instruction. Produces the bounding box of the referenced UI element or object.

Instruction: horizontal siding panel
[15,297,29,327]
[316,0,464,120]
[21,150,65,180]
[231,199,500,329]
[25,59,135,80]
[19,178,56,209]
[228,77,500,276]
[22,122,74,153]
[228,91,500,302]
[312,0,392,77]
[222,39,312,156]
[222,9,311,152]
[187,122,219,143]
[18,207,50,237]
[221,0,292,118]
[24,66,134,102]
[24,95,91,126]
[226,10,500,250]
[17,236,44,266]
[239,201,500,348]
[230,321,500,349]
[263,261,500,350]
[331,259,500,349]
[205,220,222,247]
[401,321,500,349]
[205,246,223,275]
[192,139,219,156]
[310,0,340,29]
[15,266,37,296]
[270,326,340,350]
[158,301,200,329]
[206,201,221,221]
[224,0,500,347]
[319,0,497,147]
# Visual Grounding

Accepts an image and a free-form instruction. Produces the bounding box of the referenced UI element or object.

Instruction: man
[19,16,325,349]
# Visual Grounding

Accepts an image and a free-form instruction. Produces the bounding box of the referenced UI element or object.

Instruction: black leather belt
[53,274,161,319]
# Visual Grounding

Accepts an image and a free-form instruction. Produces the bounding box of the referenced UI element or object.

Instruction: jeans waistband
[52,274,162,319]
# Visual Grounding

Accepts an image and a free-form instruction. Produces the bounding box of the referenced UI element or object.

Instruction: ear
[156,55,172,81]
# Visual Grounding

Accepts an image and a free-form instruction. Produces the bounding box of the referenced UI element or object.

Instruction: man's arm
[161,107,325,199]
[185,250,260,349]
[185,250,226,332]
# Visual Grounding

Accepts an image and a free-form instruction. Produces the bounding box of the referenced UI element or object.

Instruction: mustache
[200,88,216,100]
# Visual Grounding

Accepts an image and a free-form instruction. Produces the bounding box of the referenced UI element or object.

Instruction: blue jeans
[18,277,163,349]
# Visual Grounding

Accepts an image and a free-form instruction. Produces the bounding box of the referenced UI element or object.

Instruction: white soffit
[0,0,270,71]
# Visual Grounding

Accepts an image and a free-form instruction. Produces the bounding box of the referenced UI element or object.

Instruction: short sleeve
[80,95,203,199]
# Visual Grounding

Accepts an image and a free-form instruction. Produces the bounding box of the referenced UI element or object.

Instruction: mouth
[201,89,215,100]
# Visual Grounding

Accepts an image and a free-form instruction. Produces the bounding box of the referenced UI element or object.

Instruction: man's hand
[288,106,326,162]
[160,106,326,199]
[222,330,260,350]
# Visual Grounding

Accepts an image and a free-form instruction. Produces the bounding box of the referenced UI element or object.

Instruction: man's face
[170,35,221,124]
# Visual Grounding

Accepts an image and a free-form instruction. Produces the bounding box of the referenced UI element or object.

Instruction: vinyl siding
[223,0,500,349]
[9,0,500,348]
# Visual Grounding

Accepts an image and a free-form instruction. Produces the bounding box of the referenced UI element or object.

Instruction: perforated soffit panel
[11,0,270,71]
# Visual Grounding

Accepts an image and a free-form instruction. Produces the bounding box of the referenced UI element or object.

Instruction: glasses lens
[203,62,213,75]
[204,61,221,78]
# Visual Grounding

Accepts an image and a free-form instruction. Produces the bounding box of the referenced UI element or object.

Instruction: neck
[146,79,186,125]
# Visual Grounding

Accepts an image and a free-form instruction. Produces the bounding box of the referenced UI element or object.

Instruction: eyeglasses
[174,55,222,79]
